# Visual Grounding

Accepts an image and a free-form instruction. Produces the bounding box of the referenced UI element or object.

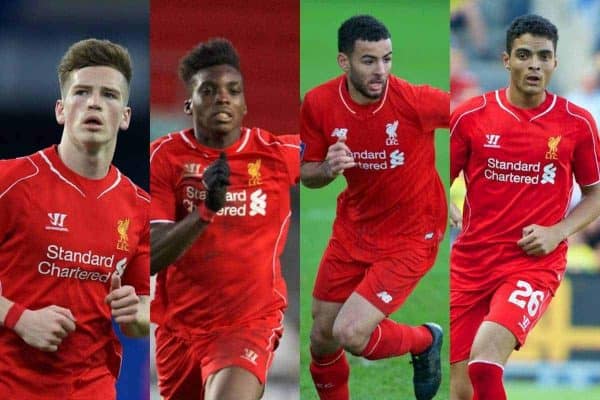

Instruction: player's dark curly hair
[179,38,241,89]
[58,39,132,98]
[506,14,558,54]
[338,15,391,55]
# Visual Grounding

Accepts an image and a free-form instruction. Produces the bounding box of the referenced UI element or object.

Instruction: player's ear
[338,53,350,73]
[55,99,65,125]
[184,99,192,115]
[502,52,510,70]
[119,107,132,131]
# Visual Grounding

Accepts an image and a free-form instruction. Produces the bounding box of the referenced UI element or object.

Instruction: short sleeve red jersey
[150,128,299,335]
[451,89,600,291]
[0,146,150,388]
[301,75,449,253]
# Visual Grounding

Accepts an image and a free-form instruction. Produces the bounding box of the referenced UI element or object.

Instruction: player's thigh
[450,288,491,364]
[450,360,472,400]
[333,292,385,343]
[200,314,283,391]
[204,367,263,400]
[354,242,438,316]
[155,326,202,400]
[313,236,367,304]
[484,275,554,350]
[470,321,516,364]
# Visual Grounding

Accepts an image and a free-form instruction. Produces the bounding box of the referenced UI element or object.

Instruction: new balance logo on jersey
[331,128,348,140]
[241,348,258,365]
[385,120,399,146]
[377,291,393,304]
[46,213,68,232]
[389,150,405,168]
[249,189,267,216]
[182,163,203,178]
[541,163,556,184]
[484,134,501,148]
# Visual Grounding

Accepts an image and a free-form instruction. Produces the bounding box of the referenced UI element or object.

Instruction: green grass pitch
[300,1,450,398]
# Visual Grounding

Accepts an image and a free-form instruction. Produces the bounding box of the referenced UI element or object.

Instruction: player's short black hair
[179,38,241,89]
[506,14,558,54]
[338,15,391,55]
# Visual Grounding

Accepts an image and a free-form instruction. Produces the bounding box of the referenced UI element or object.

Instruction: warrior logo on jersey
[241,348,258,365]
[484,134,501,148]
[182,163,203,178]
[248,159,262,186]
[545,136,561,160]
[117,218,130,251]
[331,128,348,140]
[46,213,68,232]
[385,120,399,146]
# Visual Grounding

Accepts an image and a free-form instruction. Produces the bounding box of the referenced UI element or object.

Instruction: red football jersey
[150,128,299,335]
[451,89,600,291]
[0,146,150,394]
[301,75,449,253]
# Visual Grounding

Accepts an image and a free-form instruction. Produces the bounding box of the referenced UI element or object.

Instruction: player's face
[55,66,131,151]
[503,33,557,104]
[187,64,247,139]
[339,39,392,104]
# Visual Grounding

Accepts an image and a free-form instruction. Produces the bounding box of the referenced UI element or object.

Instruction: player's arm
[150,153,230,274]
[518,183,600,256]
[104,273,148,337]
[0,293,76,352]
[301,137,356,188]
[119,295,150,337]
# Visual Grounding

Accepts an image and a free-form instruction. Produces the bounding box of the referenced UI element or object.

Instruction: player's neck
[506,86,546,109]
[194,128,241,149]
[57,139,113,179]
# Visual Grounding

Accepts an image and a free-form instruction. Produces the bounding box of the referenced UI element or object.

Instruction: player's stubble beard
[348,69,386,101]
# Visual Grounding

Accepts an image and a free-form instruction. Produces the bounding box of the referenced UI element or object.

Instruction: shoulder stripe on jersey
[235,128,251,152]
[124,176,151,203]
[179,130,197,149]
[337,78,389,115]
[495,90,520,122]
[150,219,175,224]
[450,94,487,136]
[529,93,556,122]
[97,170,122,199]
[150,133,173,163]
[566,101,600,181]
[0,157,39,199]
[39,151,86,197]
[256,129,301,149]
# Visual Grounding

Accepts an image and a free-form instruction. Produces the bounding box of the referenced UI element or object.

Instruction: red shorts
[155,312,284,400]
[450,272,556,363]
[313,236,439,315]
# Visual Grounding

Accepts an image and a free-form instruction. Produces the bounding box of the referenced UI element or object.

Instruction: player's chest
[174,155,283,219]
[470,120,576,165]
[23,189,139,274]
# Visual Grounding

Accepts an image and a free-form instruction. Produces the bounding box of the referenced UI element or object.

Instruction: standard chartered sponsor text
[38,245,115,282]
[484,157,546,184]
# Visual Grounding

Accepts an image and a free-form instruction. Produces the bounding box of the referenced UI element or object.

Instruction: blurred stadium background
[0,1,149,399]
[149,1,300,399]
[451,0,600,398]
[300,1,450,398]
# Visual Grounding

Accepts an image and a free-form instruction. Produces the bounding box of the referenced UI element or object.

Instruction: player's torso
[463,95,576,235]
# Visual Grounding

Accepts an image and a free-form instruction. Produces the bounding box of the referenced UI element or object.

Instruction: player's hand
[202,152,231,212]
[449,202,462,229]
[13,305,76,352]
[105,274,139,324]
[324,136,356,178]
[517,224,566,256]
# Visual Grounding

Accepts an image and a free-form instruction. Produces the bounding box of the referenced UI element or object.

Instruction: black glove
[202,152,230,212]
